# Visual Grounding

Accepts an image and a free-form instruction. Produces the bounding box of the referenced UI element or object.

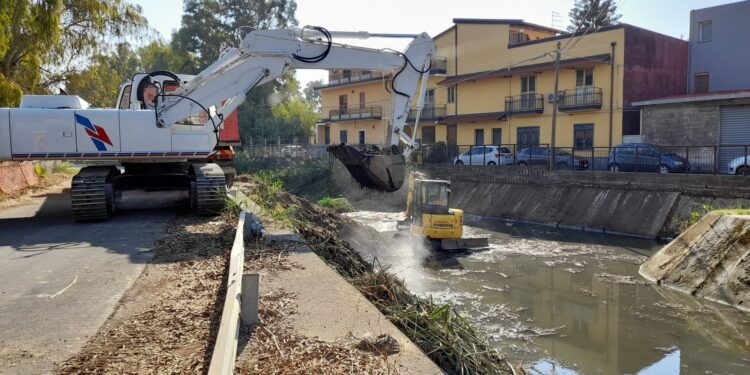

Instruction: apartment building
[316,18,687,150]
[688,0,750,93]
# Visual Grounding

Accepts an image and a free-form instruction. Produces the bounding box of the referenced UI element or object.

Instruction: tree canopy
[0,0,147,105]
[1,0,316,142]
[567,0,622,33]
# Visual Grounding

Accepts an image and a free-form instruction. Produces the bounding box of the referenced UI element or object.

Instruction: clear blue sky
[132,0,741,86]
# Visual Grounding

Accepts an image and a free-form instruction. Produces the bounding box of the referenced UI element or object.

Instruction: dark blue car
[608,143,690,174]
[516,147,589,170]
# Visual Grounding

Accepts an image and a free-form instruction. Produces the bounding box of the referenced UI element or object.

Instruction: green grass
[316,197,354,213]
[711,208,750,215]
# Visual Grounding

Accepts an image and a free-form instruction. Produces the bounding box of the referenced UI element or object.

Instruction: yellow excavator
[397,172,489,250]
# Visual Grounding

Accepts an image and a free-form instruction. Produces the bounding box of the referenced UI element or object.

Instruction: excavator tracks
[191,163,227,215]
[71,166,115,223]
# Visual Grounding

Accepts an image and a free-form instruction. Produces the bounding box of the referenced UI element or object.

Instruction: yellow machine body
[410,208,464,239]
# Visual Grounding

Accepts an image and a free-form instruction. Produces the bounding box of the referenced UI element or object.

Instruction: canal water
[345,211,750,375]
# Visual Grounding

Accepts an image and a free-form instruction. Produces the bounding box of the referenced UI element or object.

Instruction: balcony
[430,57,447,75]
[558,87,603,112]
[327,105,383,122]
[505,94,544,115]
[407,105,447,122]
[327,71,385,86]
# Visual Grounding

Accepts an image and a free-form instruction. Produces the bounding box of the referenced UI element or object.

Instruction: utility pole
[550,41,561,169]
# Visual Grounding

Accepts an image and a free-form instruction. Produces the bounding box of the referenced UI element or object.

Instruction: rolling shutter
[719,106,750,173]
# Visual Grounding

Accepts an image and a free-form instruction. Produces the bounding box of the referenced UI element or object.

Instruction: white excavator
[0,26,434,222]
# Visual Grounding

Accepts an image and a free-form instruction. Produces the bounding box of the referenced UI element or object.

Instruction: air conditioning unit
[547,92,564,103]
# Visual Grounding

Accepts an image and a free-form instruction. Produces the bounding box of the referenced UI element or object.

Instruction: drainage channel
[345,210,750,375]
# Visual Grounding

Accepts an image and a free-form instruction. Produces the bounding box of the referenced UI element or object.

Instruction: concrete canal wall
[640,214,750,311]
[423,165,750,238]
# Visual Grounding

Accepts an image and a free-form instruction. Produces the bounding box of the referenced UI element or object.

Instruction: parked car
[608,143,689,174]
[727,155,750,175]
[516,147,589,170]
[453,146,513,165]
[281,145,307,158]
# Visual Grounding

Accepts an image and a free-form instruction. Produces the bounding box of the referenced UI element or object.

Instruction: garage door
[720,106,750,173]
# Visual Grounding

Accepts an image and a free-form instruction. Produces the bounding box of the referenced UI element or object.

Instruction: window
[339,94,348,115]
[339,130,348,144]
[574,124,594,150]
[576,69,594,87]
[699,20,712,42]
[492,128,502,145]
[358,130,365,145]
[118,85,132,109]
[421,126,436,144]
[521,76,536,93]
[694,73,709,93]
[447,86,456,103]
[359,92,365,109]
[509,31,529,45]
[425,89,435,106]
[475,129,485,146]
[324,126,330,144]
[517,126,540,147]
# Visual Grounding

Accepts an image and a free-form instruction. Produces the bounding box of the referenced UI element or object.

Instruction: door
[339,95,348,115]
[517,126,540,147]
[324,126,330,144]
[492,128,502,145]
[359,92,365,109]
[520,76,536,110]
[358,130,365,145]
[720,106,750,173]
[475,129,484,146]
[339,130,348,144]
[447,124,457,161]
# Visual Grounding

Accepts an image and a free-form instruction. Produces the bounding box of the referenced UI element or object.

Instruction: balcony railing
[505,94,544,115]
[430,57,447,75]
[558,87,603,112]
[327,71,385,86]
[408,105,447,121]
[328,105,383,121]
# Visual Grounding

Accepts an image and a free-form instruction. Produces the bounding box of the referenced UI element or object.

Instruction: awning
[439,54,611,86]
[441,111,507,124]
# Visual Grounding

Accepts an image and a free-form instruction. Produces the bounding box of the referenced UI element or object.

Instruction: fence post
[685,146,690,173]
[591,148,594,172]
[241,273,259,326]
[714,146,719,174]
[469,146,473,165]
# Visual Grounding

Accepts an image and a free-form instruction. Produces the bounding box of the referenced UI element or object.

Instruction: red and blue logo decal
[75,114,113,151]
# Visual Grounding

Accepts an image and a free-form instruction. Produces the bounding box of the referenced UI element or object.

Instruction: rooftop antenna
[551,11,563,30]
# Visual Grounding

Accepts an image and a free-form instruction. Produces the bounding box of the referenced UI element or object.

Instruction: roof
[632,89,750,106]
[439,54,611,86]
[452,18,561,34]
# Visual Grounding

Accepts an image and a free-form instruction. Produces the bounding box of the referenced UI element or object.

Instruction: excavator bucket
[328,144,406,192]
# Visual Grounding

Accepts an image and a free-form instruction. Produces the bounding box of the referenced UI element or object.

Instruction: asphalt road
[0,190,175,374]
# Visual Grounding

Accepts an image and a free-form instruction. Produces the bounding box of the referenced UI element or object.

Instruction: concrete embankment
[423,164,750,238]
[640,214,750,311]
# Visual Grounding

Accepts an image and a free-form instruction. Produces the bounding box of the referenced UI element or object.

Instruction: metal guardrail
[327,105,383,121]
[558,87,603,111]
[505,94,544,114]
[418,143,750,175]
[327,71,385,85]
[408,105,447,121]
[208,209,247,375]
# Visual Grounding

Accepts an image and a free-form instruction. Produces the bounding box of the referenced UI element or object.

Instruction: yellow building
[316,19,688,153]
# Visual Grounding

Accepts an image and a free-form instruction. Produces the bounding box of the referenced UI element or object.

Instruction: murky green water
[345,211,750,375]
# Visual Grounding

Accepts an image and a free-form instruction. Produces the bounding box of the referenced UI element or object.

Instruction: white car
[453,146,514,165]
[727,155,750,175]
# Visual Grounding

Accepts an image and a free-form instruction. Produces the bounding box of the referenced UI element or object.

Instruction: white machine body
[0,26,434,163]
